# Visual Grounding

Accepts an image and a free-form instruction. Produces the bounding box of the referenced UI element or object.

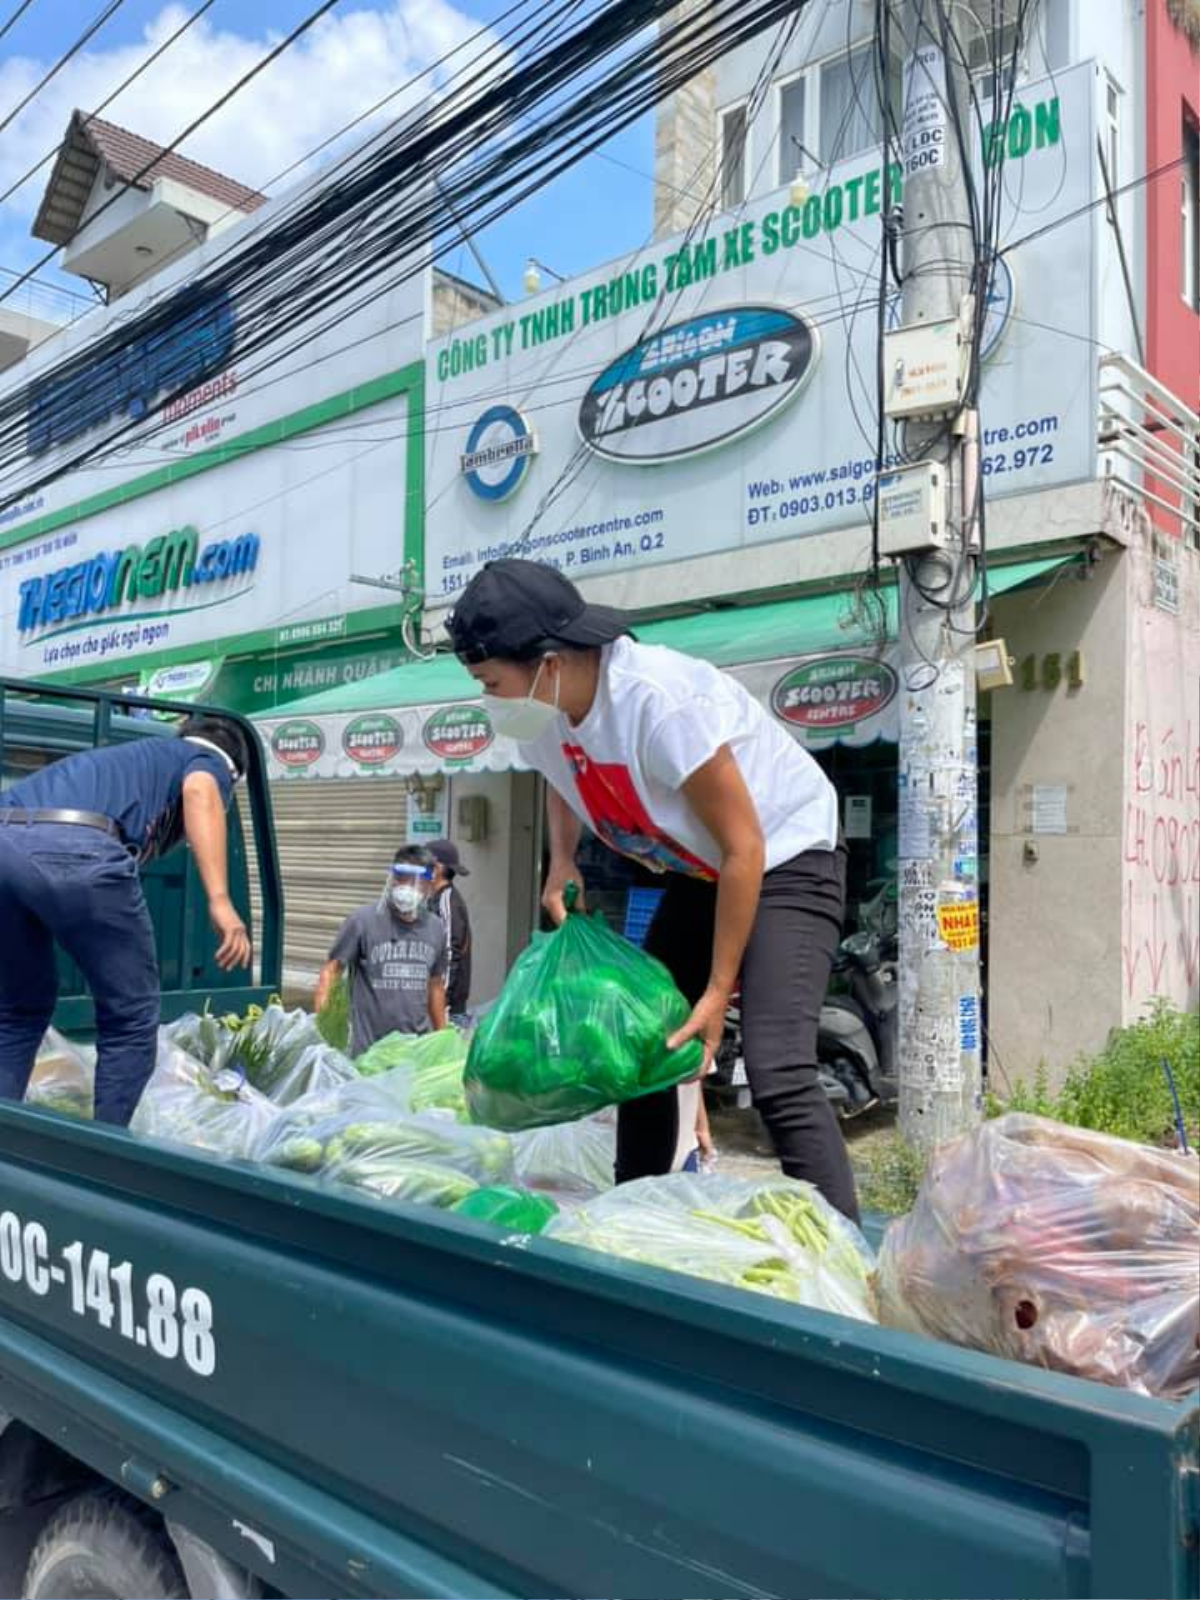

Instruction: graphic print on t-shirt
[562,742,715,879]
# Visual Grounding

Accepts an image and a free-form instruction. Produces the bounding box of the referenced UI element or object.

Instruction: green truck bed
[0,1107,1194,1600]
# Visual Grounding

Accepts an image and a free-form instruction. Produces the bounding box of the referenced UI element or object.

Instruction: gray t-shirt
[329,902,448,1055]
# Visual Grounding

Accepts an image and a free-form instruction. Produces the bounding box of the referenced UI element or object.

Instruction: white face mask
[390,884,425,919]
[482,656,561,742]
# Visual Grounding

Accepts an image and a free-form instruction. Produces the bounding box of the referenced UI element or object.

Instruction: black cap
[427,838,469,877]
[446,559,631,664]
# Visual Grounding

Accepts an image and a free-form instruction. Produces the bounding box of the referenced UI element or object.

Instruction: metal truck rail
[0,1107,1194,1600]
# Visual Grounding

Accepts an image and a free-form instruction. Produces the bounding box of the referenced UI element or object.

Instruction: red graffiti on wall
[1122,720,1200,999]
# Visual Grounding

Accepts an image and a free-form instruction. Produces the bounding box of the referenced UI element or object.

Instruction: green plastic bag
[452,1185,559,1234]
[464,906,704,1130]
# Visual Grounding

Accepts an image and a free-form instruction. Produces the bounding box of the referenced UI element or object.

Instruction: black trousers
[615,842,861,1223]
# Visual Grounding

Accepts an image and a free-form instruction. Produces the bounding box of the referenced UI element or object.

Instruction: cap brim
[551,602,632,648]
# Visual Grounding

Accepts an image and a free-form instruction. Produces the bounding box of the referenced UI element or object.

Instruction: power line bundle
[0,0,808,514]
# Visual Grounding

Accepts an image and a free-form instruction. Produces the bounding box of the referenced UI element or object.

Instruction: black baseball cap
[428,838,469,877]
[446,558,632,664]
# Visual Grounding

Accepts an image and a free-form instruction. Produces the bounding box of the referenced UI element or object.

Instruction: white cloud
[0,0,497,233]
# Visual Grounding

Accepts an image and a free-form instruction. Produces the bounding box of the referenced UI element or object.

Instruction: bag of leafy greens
[464,901,703,1131]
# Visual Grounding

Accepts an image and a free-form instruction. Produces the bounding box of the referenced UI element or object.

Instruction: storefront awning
[256,555,1076,778]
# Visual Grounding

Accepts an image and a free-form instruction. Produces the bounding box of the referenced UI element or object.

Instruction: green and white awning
[255,556,1076,778]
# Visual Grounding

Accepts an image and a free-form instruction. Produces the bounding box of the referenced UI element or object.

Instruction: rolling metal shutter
[264,778,408,988]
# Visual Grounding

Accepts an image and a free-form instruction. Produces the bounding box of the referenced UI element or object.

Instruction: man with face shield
[316,844,448,1056]
[448,558,858,1223]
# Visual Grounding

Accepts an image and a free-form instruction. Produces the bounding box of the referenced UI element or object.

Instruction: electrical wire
[0,0,126,140]
[0,0,347,312]
[0,0,810,516]
[0,0,221,214]
[0,0,36,43]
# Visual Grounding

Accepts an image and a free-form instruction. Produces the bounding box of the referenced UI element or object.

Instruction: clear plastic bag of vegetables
[545,1172,876,1320]
[355,1028,469,1119]
[26,1029,96,1120]
[465,899,703,1130]
[876,1113,1200,1398]
[165,1005,355,1106]
[131,1038,280,1161]
[512,1111,616,1200]
[257,1096,514,1199]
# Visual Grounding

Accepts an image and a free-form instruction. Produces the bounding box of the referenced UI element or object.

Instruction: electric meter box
[883,304,972,419]
[876,461,949,557]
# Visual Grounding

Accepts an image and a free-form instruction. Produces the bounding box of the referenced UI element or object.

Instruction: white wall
[443,771,541,1005]
[987,546,1129,1086]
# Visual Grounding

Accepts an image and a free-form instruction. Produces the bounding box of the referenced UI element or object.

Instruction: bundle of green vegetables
[165,1004,355,1107]
[465,906,703,1130]
[257,1092,515,1209]
[545,1173,877,1320]
[354,1028,469,1119]
[131,1040,279,1162]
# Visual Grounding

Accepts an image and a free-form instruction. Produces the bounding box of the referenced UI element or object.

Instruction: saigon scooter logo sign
[342,713,403,768]
[578,305,818,464]
[772,654,898,733]
[270,719,324,769]
[423,704,494,763]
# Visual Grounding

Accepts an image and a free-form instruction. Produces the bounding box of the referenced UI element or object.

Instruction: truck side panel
[0,1108,1194,1600]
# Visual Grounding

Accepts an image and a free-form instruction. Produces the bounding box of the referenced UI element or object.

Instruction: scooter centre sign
[425,65,1095,596]
[578,306,818,464]
[772,654,899,735]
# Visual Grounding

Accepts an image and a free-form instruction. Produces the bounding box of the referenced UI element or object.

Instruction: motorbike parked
[708,928,898,1121]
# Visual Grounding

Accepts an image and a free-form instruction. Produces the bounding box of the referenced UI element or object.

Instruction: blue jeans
[0,821,159,1125]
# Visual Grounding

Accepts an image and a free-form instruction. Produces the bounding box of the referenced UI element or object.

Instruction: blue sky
[0,0,658,312]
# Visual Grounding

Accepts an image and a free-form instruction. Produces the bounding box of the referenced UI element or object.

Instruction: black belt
[0,807,123,840]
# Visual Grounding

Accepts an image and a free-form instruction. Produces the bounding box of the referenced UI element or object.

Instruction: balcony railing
[0,267,94,332]
[1097,353,1200,544]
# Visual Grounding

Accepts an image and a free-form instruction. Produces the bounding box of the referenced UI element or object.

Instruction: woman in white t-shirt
[447,558,859,1221]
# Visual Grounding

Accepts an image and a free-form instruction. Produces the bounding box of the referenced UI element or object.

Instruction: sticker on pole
[903,44,948,176]
[936,892,979,952]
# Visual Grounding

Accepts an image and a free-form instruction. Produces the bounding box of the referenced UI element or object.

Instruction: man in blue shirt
[0,716,253,1125]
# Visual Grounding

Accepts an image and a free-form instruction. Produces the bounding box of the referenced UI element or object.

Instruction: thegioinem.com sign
[18,525,259,637]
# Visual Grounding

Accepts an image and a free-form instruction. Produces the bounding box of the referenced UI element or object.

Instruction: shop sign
[17,525,259,639]
[578,306,818,464]
[423,704,494,763]
[772,654,898,732]
[270,719,324,769]
[28,285,236,457]
[140,659,222,701]
[460,404,536,501]
[342,712,403,767]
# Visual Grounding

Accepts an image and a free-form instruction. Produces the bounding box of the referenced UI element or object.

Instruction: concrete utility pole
[892,0,982,1151]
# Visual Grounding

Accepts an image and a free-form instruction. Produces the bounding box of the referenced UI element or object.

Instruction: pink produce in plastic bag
[877,1113,1199,1398]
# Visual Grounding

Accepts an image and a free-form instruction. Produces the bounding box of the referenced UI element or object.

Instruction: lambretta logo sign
[578,306,818,464]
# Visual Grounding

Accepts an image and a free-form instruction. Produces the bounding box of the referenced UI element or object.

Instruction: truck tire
[23,1486,188,1600]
